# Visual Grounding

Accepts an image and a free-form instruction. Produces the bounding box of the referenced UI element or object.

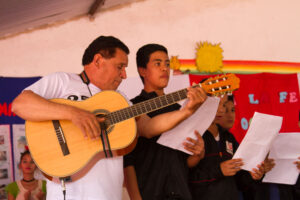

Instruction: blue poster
[0,76,40,183]
[0,76,40,124]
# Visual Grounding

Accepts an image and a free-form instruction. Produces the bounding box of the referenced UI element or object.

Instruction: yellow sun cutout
[195,42,223,73]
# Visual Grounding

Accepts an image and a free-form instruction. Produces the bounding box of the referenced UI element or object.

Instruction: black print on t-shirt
[67,95,89,101]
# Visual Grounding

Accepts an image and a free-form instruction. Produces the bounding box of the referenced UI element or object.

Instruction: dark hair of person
[82,36,130,66]
[227,94,234,102]
[20,150,30,162]
[199,78,207,84]
[136,44,168,83]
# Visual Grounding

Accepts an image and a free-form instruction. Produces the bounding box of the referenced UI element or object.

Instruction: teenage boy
[124,44,206,200]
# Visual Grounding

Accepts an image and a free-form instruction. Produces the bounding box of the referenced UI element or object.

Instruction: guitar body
[26,91,137,180]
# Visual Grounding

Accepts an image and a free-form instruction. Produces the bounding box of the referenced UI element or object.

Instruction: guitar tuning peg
[215,92,223,97]
[212,92,219,97]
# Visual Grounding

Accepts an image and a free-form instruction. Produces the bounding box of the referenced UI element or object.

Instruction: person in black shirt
[189,94,272,200]
[218,95,300,200]
[124,44,206,200]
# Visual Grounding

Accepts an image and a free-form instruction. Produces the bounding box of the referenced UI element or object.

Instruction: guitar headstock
[200,73,240,96]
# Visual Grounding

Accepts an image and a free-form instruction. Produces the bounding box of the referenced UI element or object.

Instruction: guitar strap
[79,71,92,96]
[100,122,113,158]
[79,71,113,158]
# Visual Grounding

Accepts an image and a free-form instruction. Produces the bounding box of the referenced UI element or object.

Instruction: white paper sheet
[233,112,283,171]
[263,133,300,185]
[157,96,220,154]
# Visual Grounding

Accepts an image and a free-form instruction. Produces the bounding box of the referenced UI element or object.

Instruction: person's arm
[137,87,207,138]
[124,166,142,200]
[249,162,265,180]
[24,190,31,200]
[187,155,204,168]
[185,131,205,168]
[235,158,274,193]
[12,90,101,139]
[35,189,46,200]
[7,193,15,200]
[12,90,77,121]
[190,158,236,185]
[247,157,275,181]
[238,158,274,187]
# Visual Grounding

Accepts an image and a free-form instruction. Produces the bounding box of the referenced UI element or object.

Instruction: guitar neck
[107,87,191,125]
[105,73,240,126]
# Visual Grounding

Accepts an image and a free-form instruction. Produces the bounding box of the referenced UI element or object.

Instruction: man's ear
[138,67,146,77]
[92,53,102,68]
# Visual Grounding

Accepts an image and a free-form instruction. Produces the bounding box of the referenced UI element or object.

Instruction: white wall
[0,0,299,77]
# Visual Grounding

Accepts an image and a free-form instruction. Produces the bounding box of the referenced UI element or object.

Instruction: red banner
[189,73,300,143]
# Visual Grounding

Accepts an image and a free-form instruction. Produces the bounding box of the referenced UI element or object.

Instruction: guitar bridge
[52,120,70,156]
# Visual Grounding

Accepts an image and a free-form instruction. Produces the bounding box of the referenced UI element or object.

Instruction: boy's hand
[183,130,205,159]
[220,159,243,176]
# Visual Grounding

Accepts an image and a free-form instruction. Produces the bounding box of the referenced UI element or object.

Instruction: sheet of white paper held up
[233,112,283,171]
[263,133,300,185]
[157,96,220,155]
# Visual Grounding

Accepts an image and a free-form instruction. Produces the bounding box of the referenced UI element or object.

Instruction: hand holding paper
[183,130,205,158]
[262,158,276,173]
[157,96,220,154]
[263,133,300,185]
[220,159,243,176]
[233,112,283,171]
[249,162,265,180]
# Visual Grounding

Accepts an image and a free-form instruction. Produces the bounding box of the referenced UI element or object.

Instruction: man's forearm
[137,109,190,138]
[12,90,74,121]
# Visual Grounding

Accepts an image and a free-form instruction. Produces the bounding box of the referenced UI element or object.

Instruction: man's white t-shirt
[25,72,123,200]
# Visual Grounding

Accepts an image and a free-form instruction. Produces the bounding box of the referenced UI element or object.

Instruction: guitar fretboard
[106,88,189,125]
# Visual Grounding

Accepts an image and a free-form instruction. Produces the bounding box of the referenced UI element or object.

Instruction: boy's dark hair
[82,36,129,66]
[227,94,234,102]
[136,44,168,83]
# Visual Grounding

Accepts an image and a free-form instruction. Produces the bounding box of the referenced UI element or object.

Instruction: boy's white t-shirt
[25,72,123,200]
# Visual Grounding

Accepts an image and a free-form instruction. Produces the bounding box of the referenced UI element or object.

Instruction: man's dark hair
[82,36,129,66]
[136,44,168,83]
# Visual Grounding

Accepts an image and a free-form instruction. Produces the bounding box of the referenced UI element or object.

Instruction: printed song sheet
[263,133,300,185]
[233,112,282,171]
[157,97,220,154]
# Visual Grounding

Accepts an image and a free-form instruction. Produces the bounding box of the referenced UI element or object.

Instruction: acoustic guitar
[26,73,240,181]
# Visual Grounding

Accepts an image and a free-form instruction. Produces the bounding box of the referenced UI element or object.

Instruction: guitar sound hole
[96,113,106,118]
[96,113,113,134]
